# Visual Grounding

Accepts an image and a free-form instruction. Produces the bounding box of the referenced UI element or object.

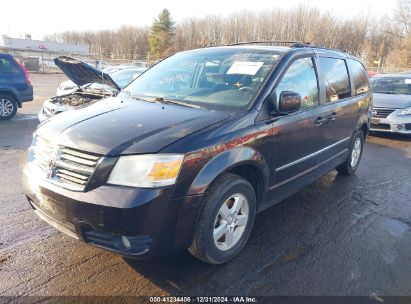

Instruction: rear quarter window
[347,59,370,95]
[0,57,20,75]
[319,57,351,102]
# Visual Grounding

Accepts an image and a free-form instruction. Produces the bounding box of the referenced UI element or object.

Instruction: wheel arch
[0,89,21,108]
[355,114,369,140]
[187,147,269,206]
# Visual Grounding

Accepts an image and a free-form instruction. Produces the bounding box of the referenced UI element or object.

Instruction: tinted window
[348,59,369,95]
[275,57,319,109]
[0,57,20,75]
[319,57,351,102]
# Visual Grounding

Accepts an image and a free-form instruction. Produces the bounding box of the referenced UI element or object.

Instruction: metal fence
[1,48,154,72]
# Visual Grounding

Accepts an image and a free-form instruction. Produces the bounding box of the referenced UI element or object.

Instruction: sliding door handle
[328,113,337,121]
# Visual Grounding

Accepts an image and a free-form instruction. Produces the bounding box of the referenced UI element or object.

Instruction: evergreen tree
[148,9,175,59]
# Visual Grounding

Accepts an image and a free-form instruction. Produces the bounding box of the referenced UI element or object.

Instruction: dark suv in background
[0,53,33,120]
[21,42,371,264]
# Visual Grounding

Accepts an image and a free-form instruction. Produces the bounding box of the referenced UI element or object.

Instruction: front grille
[370,123,391,130]
[372,107,396,118]
[30,136,101,191]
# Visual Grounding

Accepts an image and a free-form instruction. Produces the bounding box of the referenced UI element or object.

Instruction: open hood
[54,56,120,91]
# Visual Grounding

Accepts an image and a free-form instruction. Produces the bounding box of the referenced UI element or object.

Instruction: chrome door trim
[275,136,350,172]
[269,148,349,191]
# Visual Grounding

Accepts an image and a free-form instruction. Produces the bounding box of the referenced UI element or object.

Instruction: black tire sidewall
[197,176,256,264]
[0,95,17,120]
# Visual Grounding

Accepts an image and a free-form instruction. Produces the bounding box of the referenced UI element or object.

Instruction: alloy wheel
[350,137,362,168]
[0,98,14,118]
[213,193,249,251]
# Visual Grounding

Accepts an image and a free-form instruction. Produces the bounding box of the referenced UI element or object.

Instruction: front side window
[275,57,319,109]
[348,59,370,95]
[124,49,282,110]
[319,57,351,102]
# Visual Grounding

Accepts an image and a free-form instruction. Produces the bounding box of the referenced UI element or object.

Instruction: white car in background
[39,57,146,122]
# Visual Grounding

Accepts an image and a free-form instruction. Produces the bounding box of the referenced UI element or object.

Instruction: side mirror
[278,91,302,113]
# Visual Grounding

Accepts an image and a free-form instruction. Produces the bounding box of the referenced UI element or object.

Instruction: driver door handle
[314,116,328,126]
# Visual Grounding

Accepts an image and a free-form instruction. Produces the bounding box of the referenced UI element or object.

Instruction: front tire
[189,173,256,264]
[0,95,17,120]
[336,130,364,175]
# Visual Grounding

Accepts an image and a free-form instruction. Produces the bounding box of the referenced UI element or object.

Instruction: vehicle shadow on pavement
[124,138,411,296]
[123,170,376,295]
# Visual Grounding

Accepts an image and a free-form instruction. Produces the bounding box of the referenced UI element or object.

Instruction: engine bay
[49,91,108,107]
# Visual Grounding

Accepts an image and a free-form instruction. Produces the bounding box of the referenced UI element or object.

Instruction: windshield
[370,77,411,95]
[123,49,281,110]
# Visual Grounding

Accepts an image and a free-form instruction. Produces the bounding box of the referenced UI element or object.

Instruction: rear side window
[348,59,370,95]
[319,57,351,102]
[0,57,20,75]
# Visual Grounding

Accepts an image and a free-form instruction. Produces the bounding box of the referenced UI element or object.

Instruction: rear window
[0,56,20,75]
[348,59,370,95]
[319,57,351,102]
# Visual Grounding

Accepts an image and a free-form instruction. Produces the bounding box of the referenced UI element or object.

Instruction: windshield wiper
[121,93,201,108]
[121,91,156,103]
[154,97,201,109]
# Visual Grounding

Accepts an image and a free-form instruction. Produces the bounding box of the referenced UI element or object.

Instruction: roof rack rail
[226,40,310,47]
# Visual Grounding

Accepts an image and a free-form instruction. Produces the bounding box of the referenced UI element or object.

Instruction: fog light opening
[121,236,131,249]
[396,124,405,131]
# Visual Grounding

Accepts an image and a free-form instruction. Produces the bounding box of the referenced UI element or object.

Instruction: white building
[0,35,89,70]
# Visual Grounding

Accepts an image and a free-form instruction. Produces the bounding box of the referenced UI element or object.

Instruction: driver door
[270,56,330,186]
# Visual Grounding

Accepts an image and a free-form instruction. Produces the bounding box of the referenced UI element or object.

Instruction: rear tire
[0,95,17,120]
[336,130,364,175]
[189,173,256,264]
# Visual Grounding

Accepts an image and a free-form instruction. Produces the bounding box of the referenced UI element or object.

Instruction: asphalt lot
[0,74,410,297]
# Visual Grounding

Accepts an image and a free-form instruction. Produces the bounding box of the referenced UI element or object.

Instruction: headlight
[398,107,411,116]
[107,154,184,187]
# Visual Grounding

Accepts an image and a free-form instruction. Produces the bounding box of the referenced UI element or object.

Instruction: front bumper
[370,111,411,134]
[21,160,202,258]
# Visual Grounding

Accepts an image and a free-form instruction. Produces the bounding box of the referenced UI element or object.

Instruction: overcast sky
[1,0,397,40]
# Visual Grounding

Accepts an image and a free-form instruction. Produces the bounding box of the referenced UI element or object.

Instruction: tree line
[43,2,411,70]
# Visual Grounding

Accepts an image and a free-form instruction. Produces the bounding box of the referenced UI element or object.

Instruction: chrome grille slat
[56,168,89,180]
[372,107,397,118]
[60,153,98,166]
[54,160,94,175]
[56,172,88,185]
[30,136,102,191]
[60,148,100,161]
